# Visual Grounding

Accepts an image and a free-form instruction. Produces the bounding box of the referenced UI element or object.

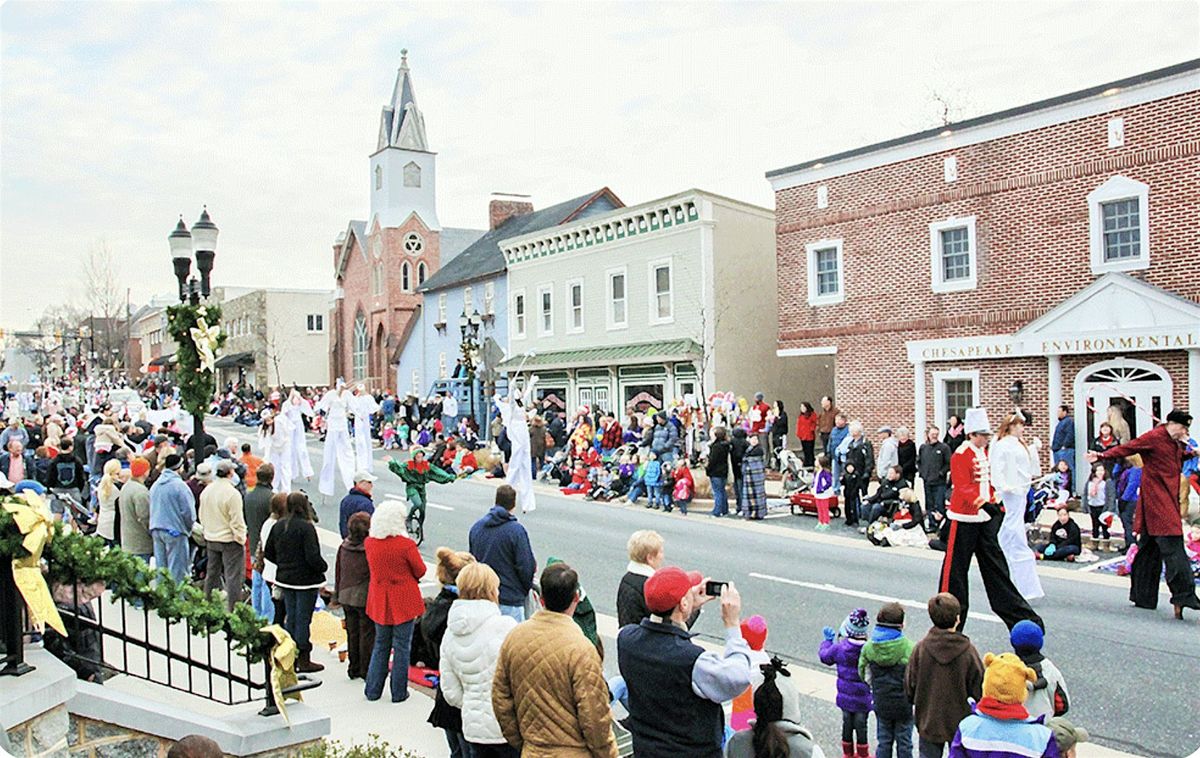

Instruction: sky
[1,1,1197,330]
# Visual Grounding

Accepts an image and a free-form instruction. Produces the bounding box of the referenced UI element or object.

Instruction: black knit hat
[1166,410,1192,427]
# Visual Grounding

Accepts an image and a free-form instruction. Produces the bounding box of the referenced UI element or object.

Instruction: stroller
[776,448,814,495]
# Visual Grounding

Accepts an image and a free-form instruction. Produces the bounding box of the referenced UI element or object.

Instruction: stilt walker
[938,407,1044,631]
[496,373,538,514]
[351,383,380,473]
[317,379,355,496]
[284,389,314,480]
[991,412,1045,601]
[258,409,295,493]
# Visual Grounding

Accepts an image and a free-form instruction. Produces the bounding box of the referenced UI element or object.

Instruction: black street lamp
[459,309,482,427]
[168,208,220,462]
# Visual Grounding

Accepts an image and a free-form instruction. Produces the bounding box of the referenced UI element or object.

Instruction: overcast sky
[1,1,1197,330]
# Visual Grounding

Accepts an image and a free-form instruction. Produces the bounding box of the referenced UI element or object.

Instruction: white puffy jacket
[439,599,518,744]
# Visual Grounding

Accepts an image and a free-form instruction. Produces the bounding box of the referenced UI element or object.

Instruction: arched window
[352,313,368,380]
[403,161,421,188]
[372,263,384,296]
[375,165,383,190]
[401,261,412,292]
[417,261,427,285]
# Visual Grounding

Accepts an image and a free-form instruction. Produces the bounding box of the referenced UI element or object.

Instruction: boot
[1100,538,1111,552]
[841,741,853,758]
[855,742,870,758]
[295,649,324,673]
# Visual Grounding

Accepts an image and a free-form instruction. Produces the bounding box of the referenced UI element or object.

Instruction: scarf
[870,626,902,643]
[976,697,1030,721]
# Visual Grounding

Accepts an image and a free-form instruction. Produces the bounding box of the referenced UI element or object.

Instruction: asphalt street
[210,417,1197,758]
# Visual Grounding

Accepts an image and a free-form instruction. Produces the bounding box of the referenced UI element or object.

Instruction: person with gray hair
[199,459,248,611]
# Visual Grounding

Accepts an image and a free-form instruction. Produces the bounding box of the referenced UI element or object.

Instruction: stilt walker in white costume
[495,373,538,514]
[990,412,1046,601]
[258,409,295,493]
[351,384,380,473]
[284,389,314,480]
[317,379,355,496]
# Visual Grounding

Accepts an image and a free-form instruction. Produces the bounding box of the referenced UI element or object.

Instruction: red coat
[794,412,819,441]
[750,402,771,434]
[1096,425,1194,537]
[948,444,993,522]
[364,534,427,625]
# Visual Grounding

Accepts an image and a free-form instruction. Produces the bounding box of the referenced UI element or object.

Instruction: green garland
[0,498,269,663]
[166,302,227,416]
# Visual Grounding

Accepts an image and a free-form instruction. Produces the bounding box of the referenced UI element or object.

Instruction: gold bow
[3,493,66,636]
[189,318,221,374]
[261,624,301,723]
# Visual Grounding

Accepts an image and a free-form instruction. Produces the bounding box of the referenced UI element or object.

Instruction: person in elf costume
[387,447,456,526]
[938,407,1043,632]
[949,652,1059,757]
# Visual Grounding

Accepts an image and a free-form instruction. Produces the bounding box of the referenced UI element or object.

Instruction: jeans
[918,737,945,758]
[1038,543,1081,560]
[204,540,245,611]
[499,604,525,623]
[1089,506,1110,540]
[831,455,843,495]
[1052,448,1075,494]
[734,475,745,513]
[877,716,914,758]
[250,570,274,619]
[467,743,520,758]
[444,730,469,758]
[710,476,728,516]
[152,530,191,583]
[282,588,318,653]
[365,619,414,702]
[841,709,868,744]
[1117,498,1137,551]
[923,481,946,529]
[626,480,646,504]
[647,484,663,507]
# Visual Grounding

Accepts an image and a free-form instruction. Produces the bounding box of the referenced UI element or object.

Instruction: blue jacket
[649,417,678,456]
[644,460,663,487]
[338,487,375,537]
[950,707,1058,758]
[148,469,196,536]
[828,425,849,457]
[1117,466,1142,502]
[1051,417,1074,452]
[468,506,536,606]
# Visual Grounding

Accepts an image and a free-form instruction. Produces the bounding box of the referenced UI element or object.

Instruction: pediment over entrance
[1016,272,1200,339]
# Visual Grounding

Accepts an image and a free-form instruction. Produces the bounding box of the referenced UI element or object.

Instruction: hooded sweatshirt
[468,506,536,606]
[905,627,984,743]
[439,599,518,745]
[858,628,914,721]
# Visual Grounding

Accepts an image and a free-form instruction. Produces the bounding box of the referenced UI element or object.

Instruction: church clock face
[403,232,424,256]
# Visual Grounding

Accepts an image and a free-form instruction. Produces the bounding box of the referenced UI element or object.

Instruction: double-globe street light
[168,208,219,462]
[458,309,482,428]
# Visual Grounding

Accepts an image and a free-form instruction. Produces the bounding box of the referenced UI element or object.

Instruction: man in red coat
[1088,409,1199,620]
[939,408,1043,632]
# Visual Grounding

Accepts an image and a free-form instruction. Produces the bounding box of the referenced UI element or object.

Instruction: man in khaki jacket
[493,562,617,758]
[199,460,247,611]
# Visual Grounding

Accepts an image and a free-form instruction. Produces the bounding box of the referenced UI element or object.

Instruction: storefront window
[624,383,664,414]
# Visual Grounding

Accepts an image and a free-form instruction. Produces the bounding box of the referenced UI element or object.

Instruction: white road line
[748,571,1004,625]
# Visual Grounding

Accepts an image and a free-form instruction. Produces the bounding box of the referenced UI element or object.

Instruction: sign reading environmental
[908,329,1200,363]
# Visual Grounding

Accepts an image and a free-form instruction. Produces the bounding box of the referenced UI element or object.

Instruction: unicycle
[406,508,424,546]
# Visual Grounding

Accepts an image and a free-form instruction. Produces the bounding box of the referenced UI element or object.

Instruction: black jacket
[617,570,699,629]
[1049,519,1081,552]
[866,477,910,507]
[917,441,951,484]
[730,429,748,473]
[264,516,327,588]
[705,440,730,479]
[48,455,86,491]
[897,440,917,481]
[412,587,456,669]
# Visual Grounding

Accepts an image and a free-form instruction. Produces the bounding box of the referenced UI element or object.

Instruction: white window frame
[805,239,845,306]
[512,289,527,340]
[932,369,980,434]
[928,216,978,293]
[306,314,324,333]
[566,278,584,333]
[606,266,628,330]
[484,281,495,315]
[400,262,412,293]
[463,286,473,314]
[1087,175,1150,274]
[411,370,420,394]
[417,262,427,285]
[438,351,448,379]
[647,258,674,325]
[537,284,554,337]
[437,293,447,324]
[352,314,368,381]
[403,161,421,188]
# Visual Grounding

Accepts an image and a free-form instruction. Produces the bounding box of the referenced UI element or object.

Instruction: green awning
[496,339,701,372]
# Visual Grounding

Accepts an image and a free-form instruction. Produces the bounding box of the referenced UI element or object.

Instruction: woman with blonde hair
[991,412,1045,601]
[422,548,476,758]
[95,459,123,545]
[439,562,519,757]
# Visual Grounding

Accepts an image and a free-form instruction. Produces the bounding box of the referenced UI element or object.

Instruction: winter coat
[950,706,1058,758]
[1117,465,1142,502]
[1048,519,1081,552]
[918,441,952,484]
[47,455,85,491]
[649,417,678,457]
[828,425,849,457]
[616,563,700,630]
[364,534,426,625]
[530,416,548,458]
[117,480,153,556]
[338,487,374,538]
[731,430,748,474]
[706,439,730,479]
[905,627,984,743]
[242,486,273,556]
[843,438,874,491]
[492,610,618,758]
[265,516,327,590]
[725,722,821,758]
[817,408,839,436]
[876,437,900,480]
[468,506,536,606]
[1094,425,1193,537]
[334,538,370,608]
[199,477,246,545]
[818,638,872,713]
[857,634,914,721]
[414,586,456,670]
[1021,654,1069,723]
[439,599,518,744]
[794,411,819,442]
[897,440,918,482]
[644,460,663,487]
[148,469,196,536]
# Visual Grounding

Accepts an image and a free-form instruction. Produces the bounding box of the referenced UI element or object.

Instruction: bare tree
[264,315,289,387]
[17,304,88,379]
[81,241,128,370]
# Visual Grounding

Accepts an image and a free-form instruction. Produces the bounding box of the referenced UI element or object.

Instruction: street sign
[479,337,504,380]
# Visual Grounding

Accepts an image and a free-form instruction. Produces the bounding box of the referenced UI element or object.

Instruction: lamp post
[168,208,219,463]
[458,309,482,428]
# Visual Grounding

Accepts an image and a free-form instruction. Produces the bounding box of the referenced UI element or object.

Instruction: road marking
[382,493,453,511]
[748,571,1005,625]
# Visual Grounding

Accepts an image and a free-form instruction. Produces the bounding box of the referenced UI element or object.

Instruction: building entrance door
[1074,358,1173,481]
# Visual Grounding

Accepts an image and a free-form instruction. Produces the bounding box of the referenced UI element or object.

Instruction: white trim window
[438,351,448,379]
[484,281,495,315]
[805,239,844,305]
[411,370,420,394]
[932,369,980,433]
[400,262,412,292]
[417,262,427,286]
[512,290,526,339]
[538,284,553,336]
[463,286,473,314]
[567,279,584,333]
[306,314,324,333]
[352,314,368,381]
[437,293,447,324]
[648,259,673,324]
[606,267,628,330]
[1088,175,1149,274]
[928,216,978,293]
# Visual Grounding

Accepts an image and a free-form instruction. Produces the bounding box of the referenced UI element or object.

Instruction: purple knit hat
[841,608,870,640]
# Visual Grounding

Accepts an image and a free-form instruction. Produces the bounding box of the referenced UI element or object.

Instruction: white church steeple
[371,49,439,230]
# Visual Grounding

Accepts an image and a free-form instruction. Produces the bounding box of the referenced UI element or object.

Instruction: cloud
[1,0,1197,329]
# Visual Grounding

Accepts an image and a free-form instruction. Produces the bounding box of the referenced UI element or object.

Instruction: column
[1047,354,1062,436]
[1189,349,1200,440]
[913,361,926,434]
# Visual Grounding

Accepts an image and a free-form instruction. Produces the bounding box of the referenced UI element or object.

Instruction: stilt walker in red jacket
[938,408,1044,632]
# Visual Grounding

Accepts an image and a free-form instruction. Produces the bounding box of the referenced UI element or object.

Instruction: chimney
[489,193,534,230]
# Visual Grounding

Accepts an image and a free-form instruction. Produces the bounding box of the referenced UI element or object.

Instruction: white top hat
[964,407,992,436]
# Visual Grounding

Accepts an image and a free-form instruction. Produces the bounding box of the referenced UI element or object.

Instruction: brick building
[769,59,1200,480]
[330,51,484,389]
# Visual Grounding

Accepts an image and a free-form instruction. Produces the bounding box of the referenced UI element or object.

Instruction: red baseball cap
[644,566,703,614]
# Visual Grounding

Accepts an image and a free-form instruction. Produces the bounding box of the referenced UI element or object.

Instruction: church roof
[335,220,369,278]
[378,50,429,152]
[418,188,623,293]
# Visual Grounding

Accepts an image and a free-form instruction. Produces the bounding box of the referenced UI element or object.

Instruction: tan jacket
[199,477,247,545]
[492,610,617,758]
